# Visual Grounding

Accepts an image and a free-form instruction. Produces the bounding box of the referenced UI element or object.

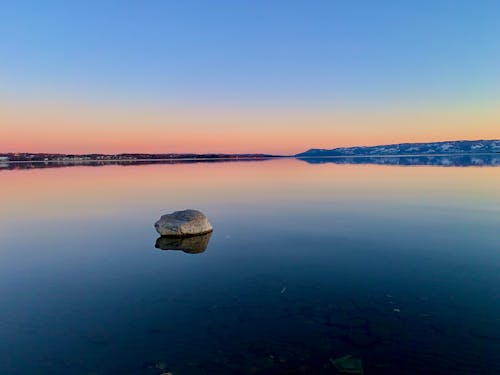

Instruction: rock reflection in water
[155,232,212,254]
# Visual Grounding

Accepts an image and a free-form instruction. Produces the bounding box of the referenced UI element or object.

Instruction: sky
[1,0,499,154]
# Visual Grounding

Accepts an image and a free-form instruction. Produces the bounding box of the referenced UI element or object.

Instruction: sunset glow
[1,1,499,154]
[2,99,499,154]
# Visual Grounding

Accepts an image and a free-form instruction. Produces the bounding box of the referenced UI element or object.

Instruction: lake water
[0,158,499,374]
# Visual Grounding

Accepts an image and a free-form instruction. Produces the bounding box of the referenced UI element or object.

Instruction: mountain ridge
[296,139,500,157]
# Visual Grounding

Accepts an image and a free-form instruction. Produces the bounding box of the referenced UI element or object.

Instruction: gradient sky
[1,0,499,154]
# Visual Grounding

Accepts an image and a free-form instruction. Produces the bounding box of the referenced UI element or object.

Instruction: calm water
[0,158,499,374]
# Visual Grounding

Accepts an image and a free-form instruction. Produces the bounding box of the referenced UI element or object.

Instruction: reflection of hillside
[0,158,275,171]
[298,154,500,167]
[155,232,212,254]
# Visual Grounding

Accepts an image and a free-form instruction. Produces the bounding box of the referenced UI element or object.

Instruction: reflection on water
[0,159,499,374]
[299,154,500,166]
[0,157,275,171]
[155,232,212,254]
[2,153,500,172]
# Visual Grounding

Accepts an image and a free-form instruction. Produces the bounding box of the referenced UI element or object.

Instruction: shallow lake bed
[0,158,499,374]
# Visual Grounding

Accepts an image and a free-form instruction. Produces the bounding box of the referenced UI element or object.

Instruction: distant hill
[296,140,500,157]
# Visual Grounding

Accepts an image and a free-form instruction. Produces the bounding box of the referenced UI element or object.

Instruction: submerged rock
[155,232,212,254]
[154,209,213,237]
[330,355,364,374]
[155,362,167,370]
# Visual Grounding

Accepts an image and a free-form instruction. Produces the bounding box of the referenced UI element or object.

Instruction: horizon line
[1,138,499,157]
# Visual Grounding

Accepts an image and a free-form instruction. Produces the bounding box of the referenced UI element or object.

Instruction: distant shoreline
[4,156,284,164]
[1,153,499,170]
[3,152,499,164]
[2,139,498,163]
[296,152,499,159]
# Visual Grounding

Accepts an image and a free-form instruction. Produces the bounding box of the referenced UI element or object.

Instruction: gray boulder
[154,209,213,237]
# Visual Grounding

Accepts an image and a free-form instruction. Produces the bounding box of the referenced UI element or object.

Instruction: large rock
[154,209,213,237]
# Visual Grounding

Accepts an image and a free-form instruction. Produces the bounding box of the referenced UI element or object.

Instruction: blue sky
[1,1,499,153]
[1,0,498,104]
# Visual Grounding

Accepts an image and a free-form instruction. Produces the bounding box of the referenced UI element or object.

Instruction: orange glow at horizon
[1,99,499,155]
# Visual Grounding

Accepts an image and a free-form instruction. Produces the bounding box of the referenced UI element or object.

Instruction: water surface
[0,158,499,374]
